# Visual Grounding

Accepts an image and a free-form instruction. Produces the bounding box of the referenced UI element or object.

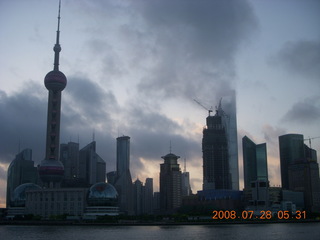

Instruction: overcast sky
[0,0,319,208]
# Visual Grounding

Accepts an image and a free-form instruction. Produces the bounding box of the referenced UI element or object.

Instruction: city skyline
[1,0,320,208]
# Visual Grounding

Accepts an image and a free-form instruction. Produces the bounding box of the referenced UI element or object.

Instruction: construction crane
[304,136,320,149]
[193,99,213,116]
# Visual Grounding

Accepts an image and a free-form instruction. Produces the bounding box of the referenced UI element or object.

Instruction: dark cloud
[282,97,320,124]
[132,0,257,100]
[272,40,320,81]
[0,83,47,164]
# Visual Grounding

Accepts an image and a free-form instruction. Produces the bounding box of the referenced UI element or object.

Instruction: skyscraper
[6,149,38,207]
[288,157,320,213]
[38,1,67,188]
[242,136,268,190]
[144,178,154,214]
[78,141,106,185]
[60,142,79,184]
[181,158,192,196]
[202,103,231,190]
[114,136,134,215]
[279,134,305,189]
[133,178,143,215]
[160,153,182,213]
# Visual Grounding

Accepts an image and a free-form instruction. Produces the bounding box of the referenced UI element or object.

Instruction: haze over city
[0,0,319,208]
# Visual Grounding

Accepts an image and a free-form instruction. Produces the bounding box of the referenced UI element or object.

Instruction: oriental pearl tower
[38,0,67,188]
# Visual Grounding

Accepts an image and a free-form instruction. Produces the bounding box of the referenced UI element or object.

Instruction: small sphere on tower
[44,70,67,92]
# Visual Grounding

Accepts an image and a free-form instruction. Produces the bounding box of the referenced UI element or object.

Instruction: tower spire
[53,0,62,71]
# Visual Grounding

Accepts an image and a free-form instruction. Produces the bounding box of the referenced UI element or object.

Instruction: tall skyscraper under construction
[202,99,238,190]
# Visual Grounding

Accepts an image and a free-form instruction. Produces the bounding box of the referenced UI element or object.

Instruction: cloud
[272,40,320,81]
[282,97,320,124]
[132,0,257,100]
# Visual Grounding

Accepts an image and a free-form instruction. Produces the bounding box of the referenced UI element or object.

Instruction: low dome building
[85,182,119,218]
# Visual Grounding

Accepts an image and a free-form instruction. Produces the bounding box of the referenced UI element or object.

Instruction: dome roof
[88,182,118,206]
[38,159,64,183]
[44,70,67,91]
[11,183,41,207]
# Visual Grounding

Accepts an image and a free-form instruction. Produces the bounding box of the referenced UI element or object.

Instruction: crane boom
[193,99,213,116]
[304,136,320,149]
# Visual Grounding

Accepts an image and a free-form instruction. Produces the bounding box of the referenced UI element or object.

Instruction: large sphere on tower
[44,70,67,91]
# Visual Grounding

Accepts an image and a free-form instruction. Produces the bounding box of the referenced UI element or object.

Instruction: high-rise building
[242,136,268,190]
[160,153,182,213]
[78,141,106,185]
[38,1,67,188]
[181,158,192,197]
[288,158,320,213]
[279,134,305,189]
[6,149,38,207]
[202,103,231,190]
[133,178,143,215]
[114,136,133,215]
[60,142,79,185]
[144,178,154,214]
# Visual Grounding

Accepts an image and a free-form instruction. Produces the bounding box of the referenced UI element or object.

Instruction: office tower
[133,179,143,215]
[279,134,305,189]
[202,103,231,190]
[242,136,268,190]
[288,156,320,212]
[160,153,182,213]
[60,142,79,184]
[38,1,67,188]
[6,149,38,207]
[181,158,192,196]
[114,136,133,215]
[144,178,154,214]
[78,141,106,185]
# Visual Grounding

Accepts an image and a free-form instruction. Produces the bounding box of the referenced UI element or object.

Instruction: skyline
[1,0,320,208]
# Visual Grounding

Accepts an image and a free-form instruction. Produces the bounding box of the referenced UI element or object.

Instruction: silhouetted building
[78,141,106,186]
[181,158,192,197]
[114,136,133,215]
[242,136,268,190]
[38,1,67,188]
[144,178,154,214]
[60,142,80,186]
[6,149,38,207]
[133,179,143,215]
[153,192,160,213]
[160,153,182,214]
[202,104,231,190]
[288,158,320,212]
[279,134,305,189]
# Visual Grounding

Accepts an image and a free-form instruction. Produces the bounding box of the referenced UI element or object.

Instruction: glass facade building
[279,134,304,189]
[242,136,268,190]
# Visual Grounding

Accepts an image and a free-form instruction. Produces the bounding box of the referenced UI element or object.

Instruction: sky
[0,0,319,208]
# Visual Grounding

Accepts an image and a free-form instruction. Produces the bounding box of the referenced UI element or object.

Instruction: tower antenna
[53,0,62,71]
